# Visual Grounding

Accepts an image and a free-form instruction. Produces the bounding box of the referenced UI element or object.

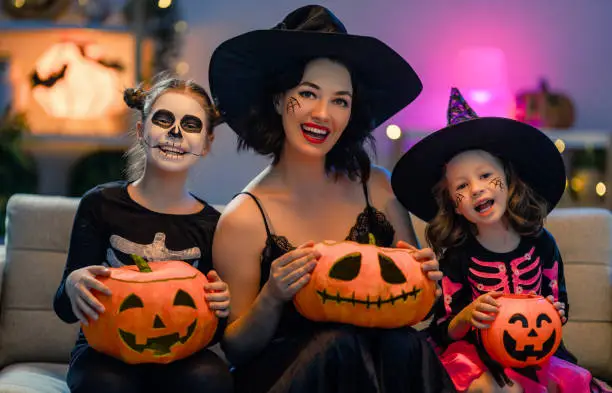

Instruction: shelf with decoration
[0,0,187,198]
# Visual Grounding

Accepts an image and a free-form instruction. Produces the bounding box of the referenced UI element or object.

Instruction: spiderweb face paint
[287,96,301,113]
[454,193,465,208]
[490,176,504,191]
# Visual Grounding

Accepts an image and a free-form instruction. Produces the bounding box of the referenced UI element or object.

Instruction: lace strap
[233,192,272,237]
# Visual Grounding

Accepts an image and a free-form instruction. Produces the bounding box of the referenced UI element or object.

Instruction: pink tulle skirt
[438,340,611,393]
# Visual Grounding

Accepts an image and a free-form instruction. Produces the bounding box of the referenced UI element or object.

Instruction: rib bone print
[468,247,540,300]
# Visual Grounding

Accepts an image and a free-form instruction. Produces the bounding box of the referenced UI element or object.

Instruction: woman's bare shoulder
[367,165,395,199]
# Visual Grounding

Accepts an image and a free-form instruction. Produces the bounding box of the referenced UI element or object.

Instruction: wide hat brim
[209,29,422,137]
[391,117,567,223]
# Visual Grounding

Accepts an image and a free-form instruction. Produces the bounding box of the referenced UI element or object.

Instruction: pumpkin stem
[368,233,376,245]
[130,254,153,272]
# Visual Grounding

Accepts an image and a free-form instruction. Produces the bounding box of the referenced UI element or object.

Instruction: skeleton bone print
[105,232,201,269]
[467,246,541,299]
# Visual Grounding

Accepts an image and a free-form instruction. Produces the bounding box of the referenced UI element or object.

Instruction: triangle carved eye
[120,294,144,312]
[174,289,196,308]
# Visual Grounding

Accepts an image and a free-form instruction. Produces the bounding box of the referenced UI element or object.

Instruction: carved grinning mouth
[502,329,557,361]
[119,320,197,356]
[316,286,421,309]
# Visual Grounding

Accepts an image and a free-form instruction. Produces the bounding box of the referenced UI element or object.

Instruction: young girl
[53,73,233,393]
[391,88,612,393]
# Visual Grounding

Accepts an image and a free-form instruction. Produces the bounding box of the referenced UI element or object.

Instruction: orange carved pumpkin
[82,256,218,364]
[480,294,562,368]
[513,79,575,129]
[293,238,436,328]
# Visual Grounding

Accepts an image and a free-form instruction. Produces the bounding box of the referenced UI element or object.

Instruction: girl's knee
[467,374,493,393]
[67,347,141,393]
[468,372,522,393]
[68,369,138,393]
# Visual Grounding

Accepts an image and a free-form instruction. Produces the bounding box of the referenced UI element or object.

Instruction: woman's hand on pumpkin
[266,241,321,305]
[463,291,503,329]
[545,295,567,323]
[204,270,231,318]
[396,240,443,295]
[65,266,112,326]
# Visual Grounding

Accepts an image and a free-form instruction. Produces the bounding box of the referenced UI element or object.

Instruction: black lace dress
[230,183,456,393]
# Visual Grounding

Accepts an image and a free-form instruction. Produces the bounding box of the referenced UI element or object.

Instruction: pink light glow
[452,47,512,117]
[469,90,492,104]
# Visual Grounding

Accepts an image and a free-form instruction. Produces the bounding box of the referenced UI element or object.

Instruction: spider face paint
[454,193,465,208]
[490,176,505,191]
[286,96,301,114]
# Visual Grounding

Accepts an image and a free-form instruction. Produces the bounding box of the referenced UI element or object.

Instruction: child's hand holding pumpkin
[461,291,503,329]
[545,295,567,323]
[66,266,112,325]
[205,270,231,318]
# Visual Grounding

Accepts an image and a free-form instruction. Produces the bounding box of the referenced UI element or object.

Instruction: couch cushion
[563,321,612,379]
[0,363,68,393]
[1,195,81,367]
[545,208,612,267]
[545,208,612,323]
[5,195,80,253]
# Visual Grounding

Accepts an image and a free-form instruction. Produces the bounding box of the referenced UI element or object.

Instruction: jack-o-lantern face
[82,257,218,364]
[480,294,562,368]
[116,289,198,355]
[293,240,436,328]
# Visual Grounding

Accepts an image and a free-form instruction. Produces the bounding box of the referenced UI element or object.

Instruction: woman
[210,5,455,393]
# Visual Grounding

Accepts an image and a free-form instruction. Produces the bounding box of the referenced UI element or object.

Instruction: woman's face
[277,58,352,158]
[138,91,211,174]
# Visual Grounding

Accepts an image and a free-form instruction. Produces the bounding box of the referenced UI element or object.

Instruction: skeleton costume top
[53,180,221,354]
[429,228,570,349]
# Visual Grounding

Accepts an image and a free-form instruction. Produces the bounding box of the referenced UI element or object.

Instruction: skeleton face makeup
[140,91,210,174]
[151,109,204,135]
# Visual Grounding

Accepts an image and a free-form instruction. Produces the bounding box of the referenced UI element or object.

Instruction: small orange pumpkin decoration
[479,294,562,368]
[293,237,436,328]
[513,79,575,129]
[82,255,218,364]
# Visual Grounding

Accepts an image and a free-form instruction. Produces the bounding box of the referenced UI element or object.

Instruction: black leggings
[67,346,233,393]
